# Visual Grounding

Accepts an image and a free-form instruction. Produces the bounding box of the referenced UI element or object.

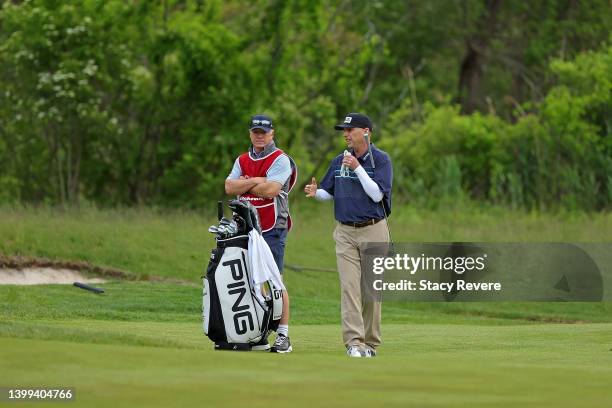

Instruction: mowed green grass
[1,323,611,408]
[1,202,612,406]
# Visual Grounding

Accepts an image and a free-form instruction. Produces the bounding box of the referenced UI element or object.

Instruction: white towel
[248,230,286,303]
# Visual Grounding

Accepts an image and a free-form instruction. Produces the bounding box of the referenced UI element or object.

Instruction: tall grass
[2,200,612,280]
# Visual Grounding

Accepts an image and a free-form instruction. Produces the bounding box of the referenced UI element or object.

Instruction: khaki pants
[333,219,389,350]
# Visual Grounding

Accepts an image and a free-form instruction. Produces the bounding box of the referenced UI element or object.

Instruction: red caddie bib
[237,149,297,232]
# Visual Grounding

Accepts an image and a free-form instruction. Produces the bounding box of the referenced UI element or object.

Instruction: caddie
[225,114,297,353]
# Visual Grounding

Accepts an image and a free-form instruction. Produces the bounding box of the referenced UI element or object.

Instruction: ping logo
[222,257,255,335]
[344,116,352,123]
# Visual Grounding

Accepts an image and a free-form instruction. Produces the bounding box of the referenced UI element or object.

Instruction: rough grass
[1,281,611,329]
[2,202,612,326]
[2,200,612,281]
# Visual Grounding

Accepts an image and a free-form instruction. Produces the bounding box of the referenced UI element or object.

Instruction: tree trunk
[68,132,82,207]
[458,0,501,114]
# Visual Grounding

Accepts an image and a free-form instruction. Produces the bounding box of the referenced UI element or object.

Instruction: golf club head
[228,199,262,234]
[232,215,247,234]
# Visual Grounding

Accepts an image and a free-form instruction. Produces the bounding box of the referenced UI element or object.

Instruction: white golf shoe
[346,345,363,358]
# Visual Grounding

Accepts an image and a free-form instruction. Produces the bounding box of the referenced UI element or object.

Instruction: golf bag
[203,200,284,350]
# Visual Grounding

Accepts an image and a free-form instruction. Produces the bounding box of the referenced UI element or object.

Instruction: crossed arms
[225,176,282,198]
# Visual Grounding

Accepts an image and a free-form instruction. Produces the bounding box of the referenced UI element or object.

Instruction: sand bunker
[0,267,106,285]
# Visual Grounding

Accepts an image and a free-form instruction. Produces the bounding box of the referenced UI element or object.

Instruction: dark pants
[262,228,288,273]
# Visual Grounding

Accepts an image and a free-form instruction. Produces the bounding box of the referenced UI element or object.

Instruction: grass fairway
[1,204,612,406]
[2,322,611,408]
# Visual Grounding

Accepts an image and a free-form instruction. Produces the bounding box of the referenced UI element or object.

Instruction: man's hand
[342,154,360,170]
[304,177,317,198]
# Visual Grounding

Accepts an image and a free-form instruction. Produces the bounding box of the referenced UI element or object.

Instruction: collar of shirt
[250,141,277,158]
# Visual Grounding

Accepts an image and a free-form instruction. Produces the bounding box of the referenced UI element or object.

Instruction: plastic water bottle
[340,150,351,177]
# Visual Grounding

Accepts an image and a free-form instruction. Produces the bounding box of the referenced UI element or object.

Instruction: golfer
[225,114,297,353]
[305,113,392,358]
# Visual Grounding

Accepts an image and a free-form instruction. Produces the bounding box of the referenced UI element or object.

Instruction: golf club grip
[73,282,104,294]
[217,201,224,221]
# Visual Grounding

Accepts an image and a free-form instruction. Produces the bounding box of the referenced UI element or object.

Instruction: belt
[340,218,383,228]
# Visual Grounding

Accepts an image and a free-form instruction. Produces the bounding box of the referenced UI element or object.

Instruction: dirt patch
[0,267,106,285]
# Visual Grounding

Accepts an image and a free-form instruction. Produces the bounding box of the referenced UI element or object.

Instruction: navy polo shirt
[319,144,392,223]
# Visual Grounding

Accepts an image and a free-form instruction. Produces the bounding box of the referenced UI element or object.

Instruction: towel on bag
[248,229,286,303]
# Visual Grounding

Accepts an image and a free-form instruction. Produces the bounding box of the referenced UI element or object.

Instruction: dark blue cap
[249,114,274,132]
[334,113,373,131]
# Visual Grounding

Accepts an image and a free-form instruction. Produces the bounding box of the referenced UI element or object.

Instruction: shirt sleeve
[266,155,291,185]
[371,153,392,196]
[319,157,338,196]
[226,158,242,180]
[354,166,383,202]
[315,189,333,201]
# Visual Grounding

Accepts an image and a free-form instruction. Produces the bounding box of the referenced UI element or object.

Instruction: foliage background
[1,0,610,210]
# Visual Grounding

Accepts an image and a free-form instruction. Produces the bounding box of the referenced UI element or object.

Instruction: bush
[381,43,611,211]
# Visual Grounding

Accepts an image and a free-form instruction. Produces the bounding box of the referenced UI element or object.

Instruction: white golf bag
[203,200,284,350]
